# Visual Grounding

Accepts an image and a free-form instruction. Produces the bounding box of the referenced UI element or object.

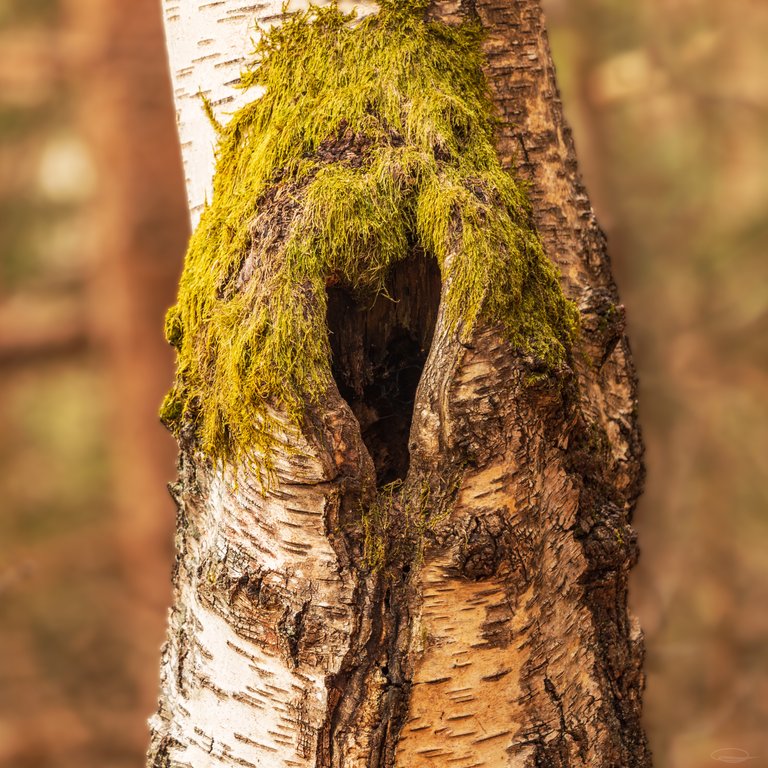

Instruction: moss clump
[361,479,441,572]
[161,0,578,464]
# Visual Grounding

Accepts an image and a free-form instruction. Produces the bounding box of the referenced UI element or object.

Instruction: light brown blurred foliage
[0,0,187,765]
[0,1,765,766]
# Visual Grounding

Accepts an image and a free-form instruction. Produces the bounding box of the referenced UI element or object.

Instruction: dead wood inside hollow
[326,254,442,485]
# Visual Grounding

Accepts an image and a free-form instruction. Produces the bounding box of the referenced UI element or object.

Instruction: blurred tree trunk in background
[70,0,188,727]
[0,0,188,763]
[149,1,650,766]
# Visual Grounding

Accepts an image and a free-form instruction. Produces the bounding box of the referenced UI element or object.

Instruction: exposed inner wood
[395,561,530,768]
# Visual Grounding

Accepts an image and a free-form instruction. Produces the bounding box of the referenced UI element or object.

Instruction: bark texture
[149,1,650,767]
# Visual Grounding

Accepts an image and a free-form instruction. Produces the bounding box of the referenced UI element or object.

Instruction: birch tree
[149,1,650,767]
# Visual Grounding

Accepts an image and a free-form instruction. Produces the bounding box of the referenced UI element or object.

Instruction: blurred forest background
[0,0,765,766]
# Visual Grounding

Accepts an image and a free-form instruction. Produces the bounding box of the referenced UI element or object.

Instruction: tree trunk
[75,0,189,722]
[149,2,650,767]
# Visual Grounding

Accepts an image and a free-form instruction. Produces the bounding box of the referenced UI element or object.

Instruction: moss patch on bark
[161,0,578,465]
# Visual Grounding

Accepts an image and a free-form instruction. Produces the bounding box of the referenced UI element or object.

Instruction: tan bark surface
[150,2,649,767]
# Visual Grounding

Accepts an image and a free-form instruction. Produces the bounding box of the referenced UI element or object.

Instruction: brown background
[0,0,765,766]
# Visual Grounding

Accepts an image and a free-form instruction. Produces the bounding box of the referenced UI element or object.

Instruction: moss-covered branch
[161,0,578,466]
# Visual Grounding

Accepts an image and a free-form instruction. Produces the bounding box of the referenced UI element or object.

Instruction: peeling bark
[150,1,650,767]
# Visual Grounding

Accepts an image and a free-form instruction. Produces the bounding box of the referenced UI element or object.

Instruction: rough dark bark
[149,1,649,767]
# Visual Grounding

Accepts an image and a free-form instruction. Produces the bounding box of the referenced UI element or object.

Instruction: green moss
[361,478,444,573]
[162,0,578,465]
[361,481,401,572]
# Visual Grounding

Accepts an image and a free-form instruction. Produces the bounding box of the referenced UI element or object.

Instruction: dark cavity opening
[326,253,441,486]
